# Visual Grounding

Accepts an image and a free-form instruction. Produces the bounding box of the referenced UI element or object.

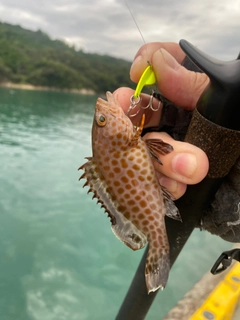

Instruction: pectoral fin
[145,139,173,164]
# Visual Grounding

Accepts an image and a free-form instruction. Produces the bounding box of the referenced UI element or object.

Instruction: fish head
[92,91,134,150]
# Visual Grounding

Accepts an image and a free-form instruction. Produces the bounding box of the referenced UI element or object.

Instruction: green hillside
[0,22,133,93]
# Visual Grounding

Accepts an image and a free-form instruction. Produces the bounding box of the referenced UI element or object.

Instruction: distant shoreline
[0,82,96,95]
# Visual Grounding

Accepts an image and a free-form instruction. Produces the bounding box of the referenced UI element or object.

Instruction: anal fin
[162,187,182,222]
[112,214,147,251]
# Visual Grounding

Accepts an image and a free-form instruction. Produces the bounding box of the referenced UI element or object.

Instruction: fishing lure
[126,65,161,117]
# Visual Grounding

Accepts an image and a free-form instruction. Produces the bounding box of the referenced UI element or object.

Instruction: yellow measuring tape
[190,262,240,320]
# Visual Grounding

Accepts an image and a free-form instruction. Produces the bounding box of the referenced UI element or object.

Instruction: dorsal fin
[79,157,147,250]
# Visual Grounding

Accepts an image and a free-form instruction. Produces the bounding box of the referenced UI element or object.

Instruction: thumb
[152,48,209,109]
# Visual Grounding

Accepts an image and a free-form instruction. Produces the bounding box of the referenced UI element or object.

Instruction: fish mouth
[96,97,109,111]
[96,93,124,117]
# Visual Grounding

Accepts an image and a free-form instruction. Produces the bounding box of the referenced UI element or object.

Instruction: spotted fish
[79,92,180,293]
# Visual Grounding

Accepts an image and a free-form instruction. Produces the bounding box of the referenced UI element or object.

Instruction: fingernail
[172,153,197,178]
[130,54,143,72]
[160,48,180,70]
[160,177,178,194]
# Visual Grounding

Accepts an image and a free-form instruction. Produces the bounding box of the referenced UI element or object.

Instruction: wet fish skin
[79,91,180,293]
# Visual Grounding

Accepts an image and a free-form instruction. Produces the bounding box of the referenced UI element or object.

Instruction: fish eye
[96,114,107,126]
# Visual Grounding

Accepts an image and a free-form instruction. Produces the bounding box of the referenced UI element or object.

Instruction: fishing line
[124,0,146,44]
[124,1,159,117]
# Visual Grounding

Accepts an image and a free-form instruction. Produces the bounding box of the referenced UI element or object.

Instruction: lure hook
[126,95,141,117]
[127,90,161,118]
[141,90,161,112]
[126,65,160,118]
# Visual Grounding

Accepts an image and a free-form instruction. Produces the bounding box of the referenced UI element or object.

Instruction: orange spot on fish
[133,164,140,170]
[153,240,158,248]
[138,213,145,220]
[121,176,129,183]
[125,184,132,190]
[117,133,122,139]
[109,172,114,178]
[127,169,134,178]
[104,156,110,162]
[113,152,120,159]
[117,187,124,194]
[145,209,151,215]
[148,215,154,221]
[117,205,126,212]
[100,150,106,156]
[151,231,157,238]
[127,154,134,161]
[127,200,135,206]
[132,206,140,213]
[150,203,157,210]
[120,158,128,168]
[147,194,153,202]
[142,161,148,167]
[111,159,118,166]
[142,220,149,225]
[131,189,137,195]
[113,167,121,173]
[131,179,138,187]
[140,200,147,208]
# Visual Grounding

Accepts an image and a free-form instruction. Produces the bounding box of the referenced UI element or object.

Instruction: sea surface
[0,87,231,320]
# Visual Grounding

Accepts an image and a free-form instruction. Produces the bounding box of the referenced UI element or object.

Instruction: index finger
[131,42,186,82]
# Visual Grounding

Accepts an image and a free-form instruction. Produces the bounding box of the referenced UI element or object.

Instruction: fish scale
[79,91,181,293]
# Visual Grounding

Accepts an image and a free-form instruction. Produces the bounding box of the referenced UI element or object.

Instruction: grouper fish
[79,92,180,293]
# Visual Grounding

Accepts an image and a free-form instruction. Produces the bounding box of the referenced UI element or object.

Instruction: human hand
[113,42,209,200]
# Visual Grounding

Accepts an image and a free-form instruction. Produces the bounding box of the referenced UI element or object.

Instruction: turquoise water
[0,87,231,320]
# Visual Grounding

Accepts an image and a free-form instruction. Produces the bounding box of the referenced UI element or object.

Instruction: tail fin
[145,246,170,294]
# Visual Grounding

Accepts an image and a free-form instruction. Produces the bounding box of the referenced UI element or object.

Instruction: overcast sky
[0,0,239,61]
